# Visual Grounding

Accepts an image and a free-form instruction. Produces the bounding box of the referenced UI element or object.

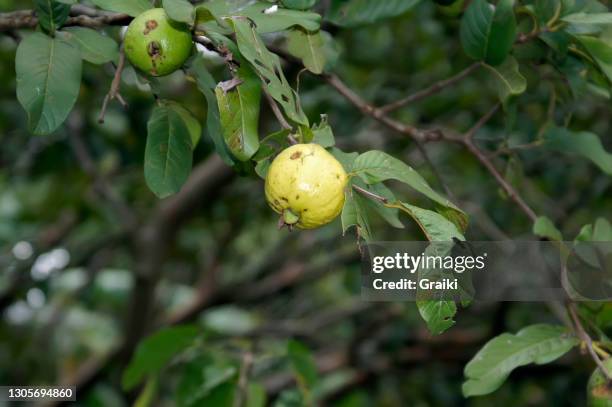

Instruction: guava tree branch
[0,7,131,31]
[379,62,483,113]
[325,73,538,223]
[568,302,612,380]
[98,45,128,123]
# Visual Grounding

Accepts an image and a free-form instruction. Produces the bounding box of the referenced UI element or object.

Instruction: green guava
[124,8,193,77]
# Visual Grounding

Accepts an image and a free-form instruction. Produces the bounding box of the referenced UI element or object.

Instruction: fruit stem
[282,209,300,225]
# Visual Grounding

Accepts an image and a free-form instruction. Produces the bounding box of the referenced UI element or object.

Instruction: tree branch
[568,302,612,381]
[379,62,482,113]
[0,7,131,32]
[98,45,128,124]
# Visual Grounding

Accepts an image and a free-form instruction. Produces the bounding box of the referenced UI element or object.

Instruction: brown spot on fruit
[143,19,158,35]
[280,197,288,202]
[147,41,162,58]
[290,151,302,160]
[295,195,300,200]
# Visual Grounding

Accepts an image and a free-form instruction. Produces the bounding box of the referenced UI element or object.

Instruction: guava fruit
[124,8,192,77]
[265,143,348,230]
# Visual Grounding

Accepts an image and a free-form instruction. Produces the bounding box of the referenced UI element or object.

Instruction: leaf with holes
[201,0,321,34]
[230,17,309,126]
[144,101,194,198]
[460,0,517,66]
[60,27,119,65]
[215,66,261,161]
[16,33,82,135]
[34,0,71,34]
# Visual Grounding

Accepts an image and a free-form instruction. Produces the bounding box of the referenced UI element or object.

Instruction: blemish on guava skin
[280,197,288,202]
[290,151,302,160]
[147,41,162,58]
[143,19,158,35]
[295,194,300,200]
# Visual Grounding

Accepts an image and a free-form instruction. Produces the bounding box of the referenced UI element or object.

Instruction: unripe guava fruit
[588,358,612,407]
[265,143,347,229]
[124,8,192,77]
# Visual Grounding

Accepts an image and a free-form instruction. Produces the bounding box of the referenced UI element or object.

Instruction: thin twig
[352,184,388,204]
[379,62,482,113]
[464,103,500,142]
[98,45,127,123]
[263,88,292,130]
[568,303,612,381]
[233,351,254,407]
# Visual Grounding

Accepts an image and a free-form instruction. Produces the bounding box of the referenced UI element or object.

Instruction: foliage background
[0,0,611,405]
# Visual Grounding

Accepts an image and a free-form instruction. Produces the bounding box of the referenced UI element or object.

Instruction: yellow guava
[124,8,193,77]
[588,359,612,407]
[265,143,348,230]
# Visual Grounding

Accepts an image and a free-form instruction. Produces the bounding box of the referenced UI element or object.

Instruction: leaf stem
[351,184,388,204]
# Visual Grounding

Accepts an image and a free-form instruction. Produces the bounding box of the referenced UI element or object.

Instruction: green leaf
[188,55,235,165]
[134,376,159,407]
[341,184,372,240]
[287,29,326,74]
[543,127,612,175]
[90,0,152,17]
[563,13,612,25]
[463,324,578,397]
[176,356,237,407]
[16,33,82,135]
[230,18,309,126]
[350,150,467,231]
[168,101,202,148]
[533,216,562,241]
[576,35,612,83]
[356,180,404,229]
[311,115,335,147]
[484,56,527,100]
[144,101,194,198]
[215,67,261,161]
[460,0,517,66]
[122,325,200,390]
[330,147,358,171]
[34,0,71,34]
[534,0,560,25]
[246,383,267,407]
[200,0,321,33]
[162,0,195,25]
[326,0,421,27]
[416,299,457,335]
[282,0,318,10]
[59,27,119,65]
[397,202,465,241]
[287,340,318,390]
[392,203,465,335]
